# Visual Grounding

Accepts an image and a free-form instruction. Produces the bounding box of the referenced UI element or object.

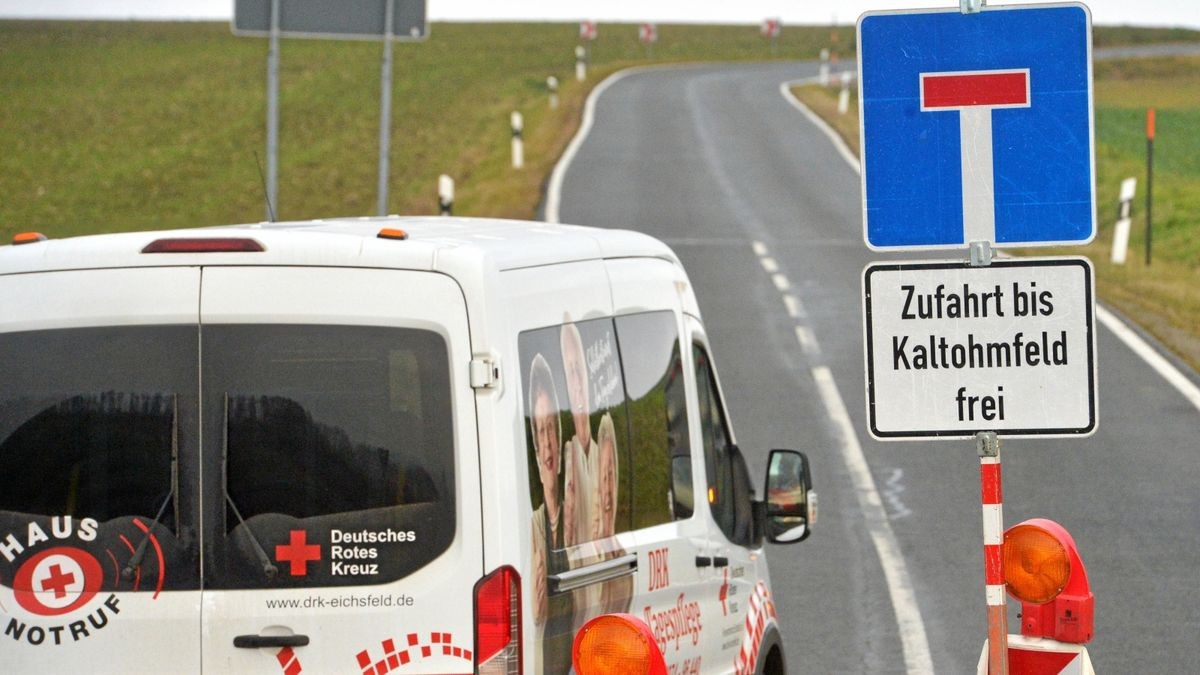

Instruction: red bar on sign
[922,71,1029,108]
[1146,108,1156,140]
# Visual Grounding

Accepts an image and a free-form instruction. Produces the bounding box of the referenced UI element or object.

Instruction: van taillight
[141,238,265,253]
[474,565,522,675]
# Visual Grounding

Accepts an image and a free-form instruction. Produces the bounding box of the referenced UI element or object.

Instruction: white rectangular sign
[863,258,1096,440]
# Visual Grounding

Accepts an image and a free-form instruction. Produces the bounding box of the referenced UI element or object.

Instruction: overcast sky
[0,0,1196,29]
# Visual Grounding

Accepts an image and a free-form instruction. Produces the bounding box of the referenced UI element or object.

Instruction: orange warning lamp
[572,614,666,675]
[1003,518,1094,644]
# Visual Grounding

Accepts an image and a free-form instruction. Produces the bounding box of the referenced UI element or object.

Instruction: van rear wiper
[225,493,278,580]
[122,489,174,580]
[123,394,179,580]
[224,394,279,581]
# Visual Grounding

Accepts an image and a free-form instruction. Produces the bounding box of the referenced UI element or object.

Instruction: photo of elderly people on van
[527,353,560,627]
[521,317,632,668]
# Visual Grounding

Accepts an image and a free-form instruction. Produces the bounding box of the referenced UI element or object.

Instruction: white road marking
[752,240,768,256]
[546,62,719,225]
[779,78,861,174]
[794,325,820,356]
[545,69,635,223]
[782,294,804,319]
[812,366,934,674]
[760,256,779,273]
[1096,305,1200,412]
[780,78,935,674]
[882,468,913,520]
[771,273,790,292]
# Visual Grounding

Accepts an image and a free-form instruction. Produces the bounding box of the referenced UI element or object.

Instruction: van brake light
[474,565,522,675]
[141,238,265,253]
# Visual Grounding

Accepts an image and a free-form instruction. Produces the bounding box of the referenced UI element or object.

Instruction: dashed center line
[750,237,933,675]
[794,326,819,356]
[782,294,804,319]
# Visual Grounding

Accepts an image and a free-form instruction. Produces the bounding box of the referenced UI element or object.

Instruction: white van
[0,218,816,674]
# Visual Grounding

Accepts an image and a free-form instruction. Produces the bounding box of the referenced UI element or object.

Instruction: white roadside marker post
[438,174,454,216]
[819,48,830,86]
[575,45,587,82]
[838,71,852,115]
[547,76,559,110]
[510,111,524,169]
[1112,176,1136,264]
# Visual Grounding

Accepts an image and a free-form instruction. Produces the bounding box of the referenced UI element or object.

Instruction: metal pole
[978,431,1008,675]
[377,0,396,217]
[1145,108,1154,266]
[266,0,280,221]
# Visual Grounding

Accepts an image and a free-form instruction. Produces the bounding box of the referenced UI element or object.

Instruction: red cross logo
[275,530,321,576]
[40,563,77,599]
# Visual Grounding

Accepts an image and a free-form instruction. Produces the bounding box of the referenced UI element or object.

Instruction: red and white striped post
[978,431,1008,674]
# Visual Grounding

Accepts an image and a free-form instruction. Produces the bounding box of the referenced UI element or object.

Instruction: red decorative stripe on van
[276,646,303,675]
[733,582,777,675]
[356,632,472,675]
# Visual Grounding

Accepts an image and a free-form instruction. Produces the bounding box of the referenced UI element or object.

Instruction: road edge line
[778,79,860,174]
[811,366,933,674]
[1096,305,1200,411]
[546,63,716,224]
[544,69,633,223]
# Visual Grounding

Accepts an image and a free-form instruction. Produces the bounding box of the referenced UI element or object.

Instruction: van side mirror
[762,449,816,544]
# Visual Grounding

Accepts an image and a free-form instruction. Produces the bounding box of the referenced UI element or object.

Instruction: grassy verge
[0,20,856,240]
[792,54,1200,372]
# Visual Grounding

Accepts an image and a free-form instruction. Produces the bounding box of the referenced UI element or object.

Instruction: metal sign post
[977,430,1007,675]
[233,0,428,220]
[266,0,280,220]
[377,0,395,216]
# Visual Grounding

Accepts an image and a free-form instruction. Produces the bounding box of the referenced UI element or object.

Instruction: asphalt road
[546,61,1200,673]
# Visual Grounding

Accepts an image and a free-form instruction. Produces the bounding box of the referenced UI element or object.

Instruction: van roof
[0,217,681,275]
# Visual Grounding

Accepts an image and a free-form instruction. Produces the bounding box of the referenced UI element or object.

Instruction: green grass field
[0,20,858,240]
[793,52,1200,371]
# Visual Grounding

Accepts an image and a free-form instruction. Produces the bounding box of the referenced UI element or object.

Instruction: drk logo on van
[2,517,160,646]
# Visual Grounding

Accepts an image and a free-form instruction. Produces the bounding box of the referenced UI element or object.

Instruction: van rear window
[0,323,456,596]
[202,325,455,589]
[0,326,200,595]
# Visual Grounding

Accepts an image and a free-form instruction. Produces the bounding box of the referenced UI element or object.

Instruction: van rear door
[0,268,203,672]
[198,267,482,674]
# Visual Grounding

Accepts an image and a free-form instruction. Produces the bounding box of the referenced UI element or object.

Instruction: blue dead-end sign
[857,3,1095,250]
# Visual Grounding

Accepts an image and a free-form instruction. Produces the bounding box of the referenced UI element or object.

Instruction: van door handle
[713,556,729,568]
[549,553,638,594]
[233,634,310,649]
